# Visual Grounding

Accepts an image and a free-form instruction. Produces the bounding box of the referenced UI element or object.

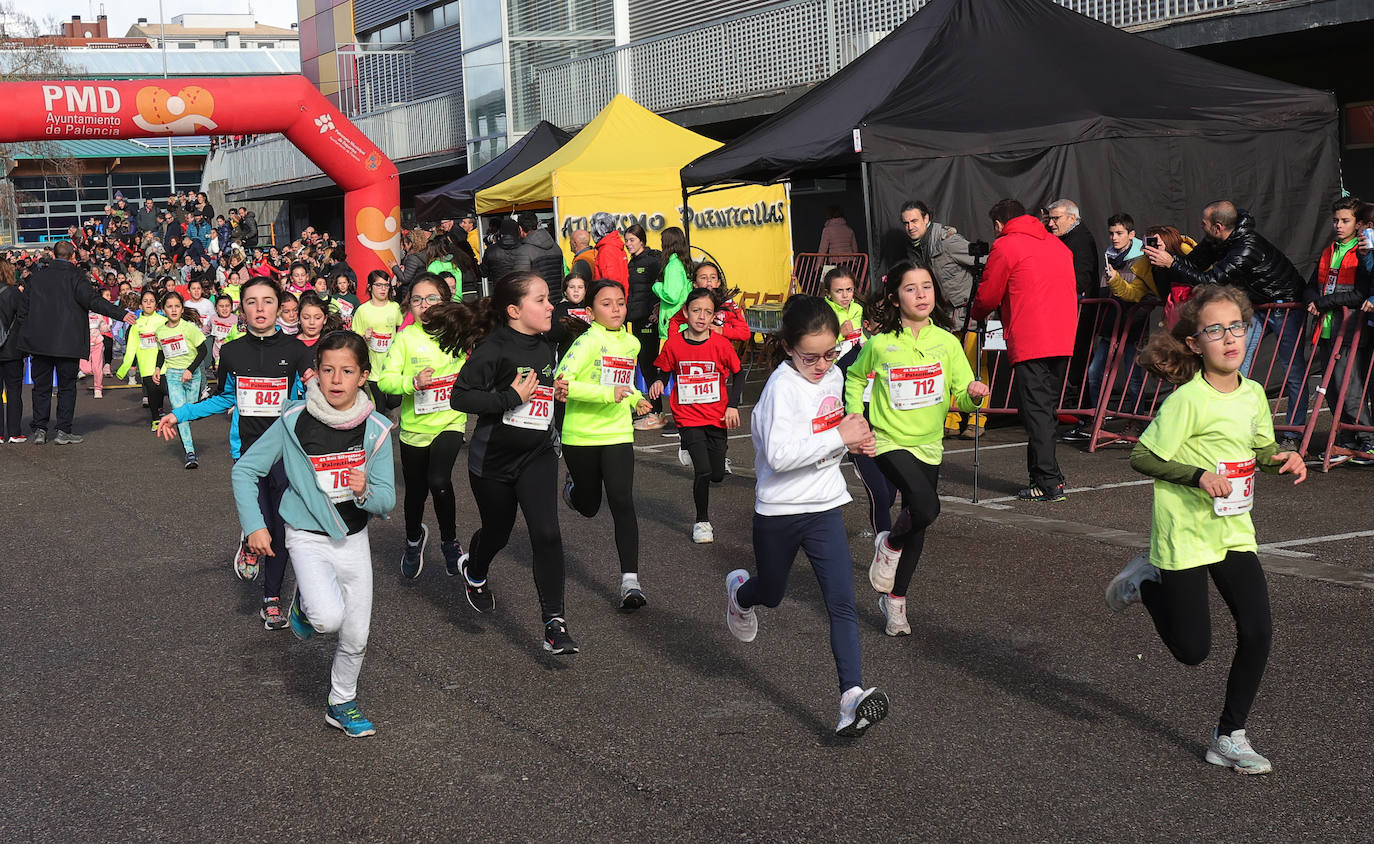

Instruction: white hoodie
[752,362,852,516]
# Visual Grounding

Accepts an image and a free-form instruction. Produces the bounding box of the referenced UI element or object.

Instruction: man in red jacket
[590,212,630,295]
[970,199,1078,502]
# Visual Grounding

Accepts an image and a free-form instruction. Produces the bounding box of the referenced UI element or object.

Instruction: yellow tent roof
[476,95,724,213]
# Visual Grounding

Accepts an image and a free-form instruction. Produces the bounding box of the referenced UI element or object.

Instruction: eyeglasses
[410,294,444,305]
[793,349,842,365]
[1192,321,1249,341]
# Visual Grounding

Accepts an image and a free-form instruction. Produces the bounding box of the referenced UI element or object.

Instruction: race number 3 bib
[889,363,944,411]
[503,385,554,430]
[414,373,457,415]
[677,373,720,405]
[310,449,367,503]
[599,355,636,389]
[1214,458,1255,517]
[366,330,393,354]
[159,333,188,359]
[139,331,157,350]
[237,376,288,417]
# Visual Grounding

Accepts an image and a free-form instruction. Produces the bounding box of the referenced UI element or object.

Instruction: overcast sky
[55,1,298,35]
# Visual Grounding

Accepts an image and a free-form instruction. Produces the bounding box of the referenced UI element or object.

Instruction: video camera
[968,240,990,259]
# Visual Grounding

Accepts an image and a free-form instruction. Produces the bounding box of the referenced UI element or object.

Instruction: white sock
[622,573,639,586]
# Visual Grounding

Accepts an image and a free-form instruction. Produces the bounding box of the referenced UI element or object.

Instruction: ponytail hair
[468,271,546,347]
[765,294,840,368]
[1138,283,1253,385]
[422,300,478,357]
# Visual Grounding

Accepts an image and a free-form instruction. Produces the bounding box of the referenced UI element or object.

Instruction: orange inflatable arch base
[0,75,400,298]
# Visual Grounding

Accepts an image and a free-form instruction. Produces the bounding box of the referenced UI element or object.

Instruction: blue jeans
[1086,337,1145,414]
[739,508,862,691]
[1240,308,1308,426]
[164,367,204,452]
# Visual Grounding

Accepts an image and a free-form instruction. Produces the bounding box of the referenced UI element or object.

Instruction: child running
[1106,283,1305,775]
[231,331,395,737]
[666,261,751,342]
[375,274,471,579]
[352,270,404,408]
[116,290,168,428]
[330,274,359,330]
[153,291,209,469]
[844,262,988,636]
[277,292,300,336]
[725,295,890,737]
[824,267,865,356]
[450,271,576,654]
[553,279,652,610]
[838,290,897,539]
[297,291,342,348]
[158,276,314,630]
[648,287,743,543]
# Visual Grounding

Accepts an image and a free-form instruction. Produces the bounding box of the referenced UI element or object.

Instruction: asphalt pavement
[2,375,1372,841]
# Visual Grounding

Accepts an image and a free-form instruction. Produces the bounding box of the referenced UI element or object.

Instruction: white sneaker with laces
[878,594,911,636]
[1106,553,1159,611]
[836,686,889,737]
[1205,729,1273,775]
[869,531,901,593]
[725,569,757,642]
[692,521,714,544]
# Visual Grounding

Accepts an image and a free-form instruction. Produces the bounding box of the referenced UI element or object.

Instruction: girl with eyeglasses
[375,274,473,580]
[1107,283,1305,775]
[843,262,988,637]
[351,270,404,409]
[724,295,890,738]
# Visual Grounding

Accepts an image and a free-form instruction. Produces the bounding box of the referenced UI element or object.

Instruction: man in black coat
[516,211,564,304]
[480,218,532,285]
[1046,199,1100,400]
[18,241,135,444]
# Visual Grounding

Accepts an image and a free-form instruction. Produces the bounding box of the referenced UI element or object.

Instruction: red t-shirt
[654,330,741,429]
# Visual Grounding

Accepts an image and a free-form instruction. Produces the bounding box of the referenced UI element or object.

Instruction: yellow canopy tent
[477,95,792,298]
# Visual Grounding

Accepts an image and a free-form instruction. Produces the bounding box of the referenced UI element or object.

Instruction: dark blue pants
[256,460,291,601]
[852,453,896,535]
[739,508,861,691]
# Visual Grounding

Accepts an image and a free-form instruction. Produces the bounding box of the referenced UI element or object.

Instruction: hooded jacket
[481,220,532,283]
[627,247,662,323]
[970,215,1078,365]
[18,260,128,359]
[1169,211,1304,304]
[594,230,630,295]
[517,228,565,291]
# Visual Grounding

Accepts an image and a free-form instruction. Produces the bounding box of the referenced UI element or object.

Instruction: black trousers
[873,451,940,598]
[466,449,565,621]
[1012,356,1067,490]
[256,460,292,601]
[1140,550,1272,736]
[563,442,638,574]
[29,355,80,434]
[141,375,166,422]
[678,425,727,522]
[0,359,24,439]
[399,431,464,543]
[633,317,662,413]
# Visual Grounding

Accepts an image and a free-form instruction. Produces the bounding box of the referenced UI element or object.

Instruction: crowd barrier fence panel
[791,253,870,298]
[1314,308,1374,471]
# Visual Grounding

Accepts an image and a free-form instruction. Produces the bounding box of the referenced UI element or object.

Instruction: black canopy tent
[415,120,573,222]
[681,0,1339,276]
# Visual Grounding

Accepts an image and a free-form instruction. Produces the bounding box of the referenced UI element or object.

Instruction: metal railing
[336,45,415,118]
[205,91,463,191]
[539,0,1264,126]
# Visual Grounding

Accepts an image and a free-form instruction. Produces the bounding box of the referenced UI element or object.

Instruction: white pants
[285,525,374,705]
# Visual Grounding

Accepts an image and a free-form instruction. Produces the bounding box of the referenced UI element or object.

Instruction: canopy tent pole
[681,185,692,252]
[860,160,878,272]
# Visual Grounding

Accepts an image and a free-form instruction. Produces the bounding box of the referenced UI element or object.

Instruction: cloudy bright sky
[57,1,298,35]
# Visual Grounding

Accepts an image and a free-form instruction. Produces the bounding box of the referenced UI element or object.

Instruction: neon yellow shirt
[154,319,206,372]
[554,321,644,447]
[351,299,404,381]
[1137,372,1274,570]
[827,299,864,334]
[375,323,468,447]
[116,312,168,379]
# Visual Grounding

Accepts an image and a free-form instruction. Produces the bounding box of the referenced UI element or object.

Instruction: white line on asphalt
[944,441,1027,455]
[977,478,1156,504]
[1256,529,1374,559]
[633,433,752,452]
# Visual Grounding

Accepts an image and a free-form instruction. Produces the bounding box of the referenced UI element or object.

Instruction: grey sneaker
[1205,729,1273,775]
[1106,553,1159,611]
[619,576,646,612]
[53,430,84,445]
[31,429,47,445]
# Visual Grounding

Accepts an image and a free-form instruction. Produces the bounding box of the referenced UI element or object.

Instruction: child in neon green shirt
[153,291,208,466]
[116,289,168,424]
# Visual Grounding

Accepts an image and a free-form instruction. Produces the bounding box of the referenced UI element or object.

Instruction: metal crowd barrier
[1313,308,1374,471]
[791,253,870,298]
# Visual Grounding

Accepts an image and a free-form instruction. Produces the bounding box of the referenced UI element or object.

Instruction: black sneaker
[441,539,467,577]
[1017,483,1066,503]
[1351,438,1374,466]
[1277,434,1302,454]
[31,429,46,445]
[400,524,427,579]
[543,617,579,655]
[1059,423,1090,443]
[184,451,199,469]
[459,558,494,613]
[562,476,575,510]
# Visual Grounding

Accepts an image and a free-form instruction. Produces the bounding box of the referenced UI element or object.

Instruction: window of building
[177,41,196,49]
[463,41,508,167]
[257,42,275,48]
[361,16,412,48]
[461,0,502,49]
[416,1,462,37]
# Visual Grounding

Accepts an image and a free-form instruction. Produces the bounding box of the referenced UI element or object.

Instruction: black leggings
[399,431,464,543]
[466,448,565,621]
[852,452,897,535]
[873,450,941,598]
[634,318,662,413]
[0,359,23,438]
[678,425,727,523]
[141,375,166,421]
[1140,550,1272,736]
[563,442,638,574]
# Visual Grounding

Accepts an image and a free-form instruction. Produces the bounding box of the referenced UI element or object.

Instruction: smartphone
[1146,235,1162,249]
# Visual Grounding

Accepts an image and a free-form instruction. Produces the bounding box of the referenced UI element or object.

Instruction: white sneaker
[692,521,714,544]
[878,594,910,636]
[1205,729,1273,775]
[1106,553,1159,611]
[724,457,733,475]
[836,686,889,737]
[678,448,690,466]
[725,569,757,642]
[869,531,901,593]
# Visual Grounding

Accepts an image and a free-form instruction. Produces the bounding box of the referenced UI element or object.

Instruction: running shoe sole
[836,689,890,738]
[325,713,377,738]
[1204,750,1272,775]
[459,560,494,613]
[543,637,579,655]
[619,588,647,612]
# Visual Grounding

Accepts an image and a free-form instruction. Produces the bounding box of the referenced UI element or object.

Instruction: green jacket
[116,311,168,379]
[374,323,468,447]
[554,320,644,446]
[652,254,691,339]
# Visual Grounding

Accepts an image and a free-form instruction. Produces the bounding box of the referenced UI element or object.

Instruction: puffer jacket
[594,230,630,295]
[1169,211,1304,304]
[481,231,532,283]
[969,215,1078,365]
[627,247,662,323]
[517,228,565,290]
[0,283,24,363]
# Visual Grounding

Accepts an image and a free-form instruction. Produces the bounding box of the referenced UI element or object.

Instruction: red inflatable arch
[0,75,400,299]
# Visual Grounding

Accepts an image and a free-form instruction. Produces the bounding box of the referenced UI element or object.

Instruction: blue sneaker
[288,592,314,641]
[325,700,377,737]
[400,523,427,579]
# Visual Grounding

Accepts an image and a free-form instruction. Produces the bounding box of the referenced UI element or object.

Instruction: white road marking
[977,478,1155,504]
[1256,529,1374,559]
[944,441,1027,455]
[634,433,752,453]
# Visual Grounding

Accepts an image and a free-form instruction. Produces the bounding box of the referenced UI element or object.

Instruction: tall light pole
[160,0,175,197]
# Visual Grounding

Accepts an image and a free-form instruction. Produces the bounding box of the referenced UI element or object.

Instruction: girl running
[82,289,115,399]
[330,274,360,329]
[277,292,301,336]
[158,275,315,630]
[154,291,209,469]
[553,279,652,610]
[116,290,168,428]
[666,261,751,342]
[207,294,239,364]
[824,267,865,356]
[725,295,890,737]
[375,274,471,580]
[1107,283,1305,775]
[297,292,342,348]
[648,287,743,543]
[838,290,897,539]
[843,262,988,636]
[449,271,576,654]
[231,330,395,737]
[352,270,404,408]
